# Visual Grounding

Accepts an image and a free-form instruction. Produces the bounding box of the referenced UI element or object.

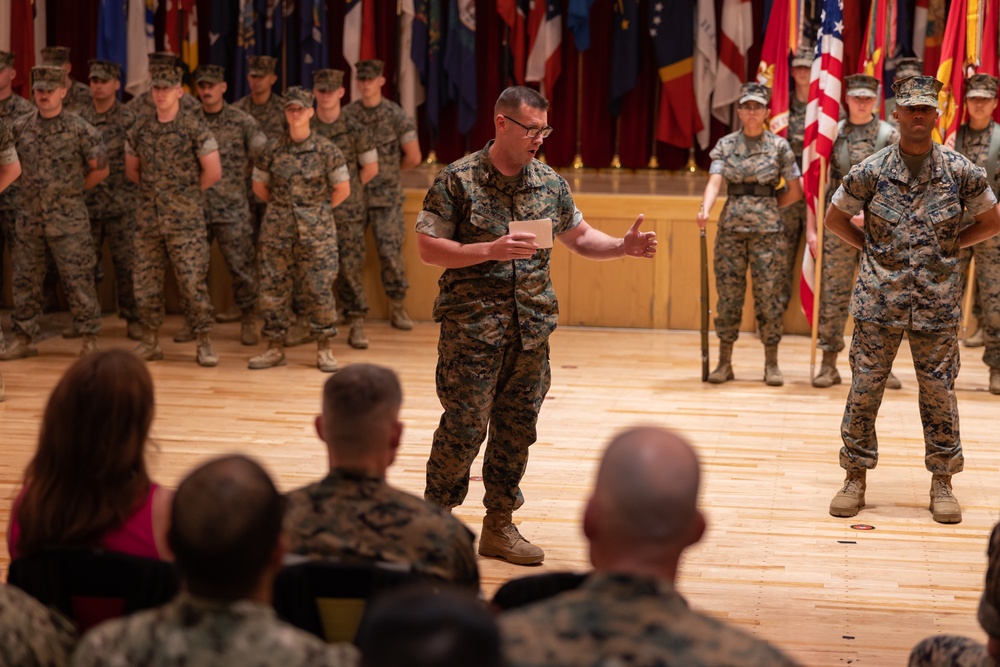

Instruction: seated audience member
[283,364,479,590]
[500,427,800,667]
[8,349,172,561]
[356,586,502,667]
[0,583,77,667]
[71,455,358,667]
[909,522,1000,666]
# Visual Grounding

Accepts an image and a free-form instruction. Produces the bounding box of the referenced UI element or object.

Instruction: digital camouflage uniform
[80,96,140,325]
[127,109,219,334]
[416,141,581,513]
[311,112,378,318]
[0,88,33,292]
[779,95,808,313]
[234,91,287,235]
[201,102,267,312]
[0,583,77,667]
[9,105,104,340]
[908,522,1000,667]
[252,128,348,342]
[70,593,359,667]
[819,117,900,353]
[284,468,479,590]
[831,142,996,474]
[500,573,800,667]
[343,97,418,301]
[709,129,801,345]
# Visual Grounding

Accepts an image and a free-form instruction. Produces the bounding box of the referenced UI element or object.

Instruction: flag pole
[648,78,660,169]
[962,257,977,339]
[610,116,622,168]
[809,156,827,381]
[572,52,584,169]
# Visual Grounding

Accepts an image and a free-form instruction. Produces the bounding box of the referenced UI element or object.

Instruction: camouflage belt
[726,183,776,197]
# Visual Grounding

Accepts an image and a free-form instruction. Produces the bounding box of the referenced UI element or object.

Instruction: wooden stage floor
[1,312,998,665]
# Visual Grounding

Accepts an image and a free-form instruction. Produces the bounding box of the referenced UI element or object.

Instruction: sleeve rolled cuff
[415,209,455,239]
[197,138,220,158]
[966,186,999,218]
[401,131,418,145]
[709,159,725,176]
[0,147,18,166]
[831,185,864,217]
[252,167,271,184]
[358,149,378,166]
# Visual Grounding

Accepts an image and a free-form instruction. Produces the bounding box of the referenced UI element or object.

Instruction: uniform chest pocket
[467,210,509,241]
[754,161,779,185]
[927,199,963,250]
[868,199,903,223]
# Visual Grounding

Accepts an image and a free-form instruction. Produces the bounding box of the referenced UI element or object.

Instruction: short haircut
[168,455,284,600]
[494,86,549,116]
[322,363,402,451]
[357,586,502,667]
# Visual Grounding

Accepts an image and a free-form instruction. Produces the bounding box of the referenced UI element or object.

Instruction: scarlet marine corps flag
[934,0,969,146]
[756,0,794,136]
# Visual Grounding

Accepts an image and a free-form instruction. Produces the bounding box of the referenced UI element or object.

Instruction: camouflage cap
[40,46,70,66]
[150,65,182,87]
[894,57,924,80]
[147,51,178,67]
[193,64,226,84]
[248,55,278,76]
[355,59,384,80]
[0,51,14,69]
[845,74,879,98]
[791,42,815,68]
[284,86,314,108]
[965,73,999,100]
[892,75,943,108]
[88,59,122,81]
[31,66,67,91]
[313,69,345,92]
[738,81,770,106]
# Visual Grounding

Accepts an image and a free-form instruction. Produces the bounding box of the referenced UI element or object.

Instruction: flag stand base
[424,151,438,165]
[610,154,622,169]
[572,153,584,169]
[647,156,659,169]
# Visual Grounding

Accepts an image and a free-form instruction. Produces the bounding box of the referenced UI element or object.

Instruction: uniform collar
[478,140,547,192]
[885,142,943,185]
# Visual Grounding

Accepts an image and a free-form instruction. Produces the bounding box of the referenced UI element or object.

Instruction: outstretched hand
[623,214,657,258]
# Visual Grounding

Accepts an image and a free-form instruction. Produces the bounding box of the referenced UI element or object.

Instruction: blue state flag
[210,0,237,72]
[300,0,329,86]
[413,0,446,132]
[98,0,127,93]
[444,0,476,134]
[234,0,264,99]
[609,0,639,116]
[567,0,594,51]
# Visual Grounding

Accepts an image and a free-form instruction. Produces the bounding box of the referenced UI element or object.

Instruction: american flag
[800,0,844,325]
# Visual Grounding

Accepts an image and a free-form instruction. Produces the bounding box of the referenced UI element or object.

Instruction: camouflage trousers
[840,319,963,474]
[258,214,338,342]
[425,317,551,513]
[90,215,138,322]
[206,216,258,312]
[0,208,14,294]
[12,231,101,339]
[334,214,369,318]
[818,231,860,353]
[908,635,991,667]
[962,238,1000,368]
[779,199,806,314]
[367,204,409,301]
[713,229,786,345]
[134,228,214,333]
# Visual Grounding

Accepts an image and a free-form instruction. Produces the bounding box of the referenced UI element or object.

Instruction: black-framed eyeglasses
[502,114,553,139]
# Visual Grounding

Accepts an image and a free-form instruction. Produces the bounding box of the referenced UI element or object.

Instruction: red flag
[713,0,753,127]
[164,1,179,56]
[11,0,35,99]
[756,0,791,136]
[979,0,998,76]
[361,0,377,60]
[498,0,529,85]
[859,0,897,117]
[923,0,946,73]
[526,0,561,97]
[934,0,968,147]
[651,0,700,148]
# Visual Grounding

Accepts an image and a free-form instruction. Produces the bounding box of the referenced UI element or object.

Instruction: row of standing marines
[0,49,421,384]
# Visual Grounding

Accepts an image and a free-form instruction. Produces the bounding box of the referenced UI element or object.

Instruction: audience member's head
[583,427,705,580]
[357,586,502,667]
[168,455,285,602]
[979,524,1000,657]
[16,349,155,556]
[317,363,403,473]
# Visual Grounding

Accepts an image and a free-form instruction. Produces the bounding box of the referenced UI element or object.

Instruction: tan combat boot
[813,350,841,388]
[240,309,258,346]
[478,512,544,565]
[990,369,1000,395]
[248,341,286,369]
[348,317,369,349]
[173,321,194,343]
[317,337,339,373]
[929,474,962,523]
[126,320,143,341]
[390,299,414,330]
[965,327,985,348]
[829,469,866,517]
[132,329,164,361]
[885,371,902,390]
[764,344,783,387]
[80,334,98,356]
[196,333,218,367]
[707,341,734,384]
[0,334,38,361]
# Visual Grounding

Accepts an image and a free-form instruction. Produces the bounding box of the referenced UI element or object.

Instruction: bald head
[320,364,402,459]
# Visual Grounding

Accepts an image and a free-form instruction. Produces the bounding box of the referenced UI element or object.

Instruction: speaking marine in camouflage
[71,455,359,667]
[248,86,350,373]
[125,64,222,367]
[810,74,902,390]
[697,81,803,387]
[284,364,479,590]
[416,86,656,566]
[343,58,422,330]
[312,68,379,349]
[827,75,1000,524]
[194,63,266,346]
[0,50,32,297]
[0,583,77,667]
[40,46,92,115]
[1,66,107,361]
[500,428,800,667]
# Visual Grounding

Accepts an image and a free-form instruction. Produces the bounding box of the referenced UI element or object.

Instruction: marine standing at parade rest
[0,66,106,361]
[39,46,92,116]
[955,74,1000,395]
[248,87,350,373]
[343,59,422,331]
[809,74,901,390]
[125,64,222,367]
[79,60,142,342]
[0,51,33,297]
[826,75,1000,524]
[192,64,267,347]
[697,82,803,386]
[416,86,657,566]
[0,66,20,400]
[312,68,379,350]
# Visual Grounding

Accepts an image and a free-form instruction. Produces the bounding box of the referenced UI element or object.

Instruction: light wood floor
[1,312,998,665]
